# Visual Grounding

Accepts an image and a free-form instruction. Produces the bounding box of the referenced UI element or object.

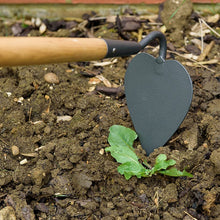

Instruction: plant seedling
[105,125,193,180]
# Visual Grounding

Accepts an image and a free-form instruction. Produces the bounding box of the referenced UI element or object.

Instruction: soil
[0,4,220,220]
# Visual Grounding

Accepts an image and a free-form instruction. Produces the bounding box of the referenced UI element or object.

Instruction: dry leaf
[191,38,207,50]
[197,41,215,62]
[92,59,118,67]
[190,23,210,37]
[96,75,112,87]
[88,77,101,85]
[88,86,96,92]
[207,14,219,23]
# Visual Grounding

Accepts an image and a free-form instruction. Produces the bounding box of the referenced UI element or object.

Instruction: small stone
[17,97,24,104]
[39,23,47,34]
[35,17,42,27]
[99,148,105,155]
[11,145,19,156]
[0,206,16,220]
[20,158,28,165]
[56,115,72,123]
[44,72,59,84]
[6,92,12,97]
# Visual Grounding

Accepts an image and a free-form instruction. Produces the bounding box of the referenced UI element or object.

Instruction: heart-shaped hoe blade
[125,32,193,154]
[0,31,193,154]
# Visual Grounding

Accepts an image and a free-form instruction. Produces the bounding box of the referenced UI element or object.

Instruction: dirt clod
[161,0,193,43]
[210,148,220,174]
[0,206,16,220]
[163,183,178,203]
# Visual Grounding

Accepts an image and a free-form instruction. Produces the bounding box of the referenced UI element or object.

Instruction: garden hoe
[0,31,193,154]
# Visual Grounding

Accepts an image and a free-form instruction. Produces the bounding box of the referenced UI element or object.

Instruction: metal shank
[139,31,167,61]
[104,31,167,61]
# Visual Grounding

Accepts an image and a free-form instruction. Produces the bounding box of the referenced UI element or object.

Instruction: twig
[169,134,181,143]
[95,86,124,96]
[184,211,198,220]
[200,18,220,38]
[71,64,100,77]
[0,138,9,146]
[196,59,219,65]
[199,18,204,53]
[29,107,32,122]
[168,50,215,73]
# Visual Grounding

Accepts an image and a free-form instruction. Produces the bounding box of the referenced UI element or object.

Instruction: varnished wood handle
[0,32,165,67]
[0,37,108,66]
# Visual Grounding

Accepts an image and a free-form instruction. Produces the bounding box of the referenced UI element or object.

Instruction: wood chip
[35,145,46,152]
[32,121,43,125]
[88,77,101,85]
[20,153,38,157]
[96,75,112,87]
[91,59,117,67]
[88,86,96,92]
[191,38,207,51]
[197,41,215,62]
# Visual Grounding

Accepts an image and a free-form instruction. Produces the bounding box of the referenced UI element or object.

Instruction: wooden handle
[0,37,108,66]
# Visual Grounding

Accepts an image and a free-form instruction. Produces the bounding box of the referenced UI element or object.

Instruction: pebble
[11,145,19,156]
[39,23,47,34]
[99,148,105,155]
[56,115,72,123]
[6,92,12,97]
[35,17,42,27]
[20,158,28,165]
[44,72,59,84]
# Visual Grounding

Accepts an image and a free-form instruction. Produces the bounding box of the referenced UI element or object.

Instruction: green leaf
[105,125,193,180]
[117,162,147,180]
[105,145,139,164]
[150,154,176,175]
[105,125,146,179]
[159,168,193,177]
[108,125,137,149]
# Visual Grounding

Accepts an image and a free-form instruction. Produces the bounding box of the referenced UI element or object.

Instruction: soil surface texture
[0,3,220,220]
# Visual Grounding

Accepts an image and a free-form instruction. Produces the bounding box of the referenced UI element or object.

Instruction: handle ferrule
[104,39,142,58]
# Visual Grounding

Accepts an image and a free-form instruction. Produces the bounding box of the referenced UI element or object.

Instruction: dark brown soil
[0,5,220,220]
